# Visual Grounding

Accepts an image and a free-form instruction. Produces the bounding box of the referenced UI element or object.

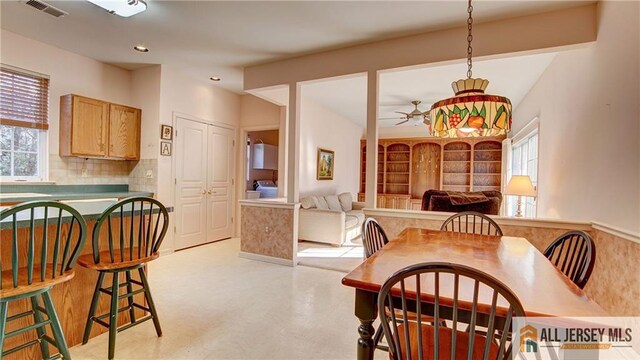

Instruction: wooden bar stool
[1,201,88,359]
[78,197,168,360]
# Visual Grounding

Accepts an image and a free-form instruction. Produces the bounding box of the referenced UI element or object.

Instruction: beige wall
[131,65,162,161]
[244,4,597,90]
[378,126,430,139]
[299,97,362,197]
[239,94,283,128]
[0,29,134,184]
[157,65,241,251]
[157,64,241,208]
[512,1,640,234]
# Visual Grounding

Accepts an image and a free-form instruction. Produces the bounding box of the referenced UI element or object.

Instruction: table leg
[354,289,377,360]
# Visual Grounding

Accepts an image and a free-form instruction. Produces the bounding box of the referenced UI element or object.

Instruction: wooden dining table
[341,227,608,360]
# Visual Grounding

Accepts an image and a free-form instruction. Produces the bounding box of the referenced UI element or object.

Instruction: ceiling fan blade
[379,117,404,120]
[395,119,410,126]
[395,111,410,116]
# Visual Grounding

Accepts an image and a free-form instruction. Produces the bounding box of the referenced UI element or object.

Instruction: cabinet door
[410,199,422,211]
[384,196,396,209]
[394,196,410,210]
[376,195,386,208]
[108,104,141,160]
[71,96,109,156]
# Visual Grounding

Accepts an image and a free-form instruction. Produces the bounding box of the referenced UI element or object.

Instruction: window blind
[0,66,50,130]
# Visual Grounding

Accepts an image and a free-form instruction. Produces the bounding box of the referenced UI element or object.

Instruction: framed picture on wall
[161,124,173,140]
[316,148,335,180]
[160,141,172,156]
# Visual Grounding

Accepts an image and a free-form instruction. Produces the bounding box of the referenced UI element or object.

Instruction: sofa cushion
[325,195,342,211]
[300,196,316,209]
[314,196,329,210]
[338,192,353,211]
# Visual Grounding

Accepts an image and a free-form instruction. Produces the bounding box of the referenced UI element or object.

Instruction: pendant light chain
[466,0,474,79]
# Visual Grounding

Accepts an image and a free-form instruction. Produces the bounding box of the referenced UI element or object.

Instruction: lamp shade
[504,175,537,197]
[429,78,512,138]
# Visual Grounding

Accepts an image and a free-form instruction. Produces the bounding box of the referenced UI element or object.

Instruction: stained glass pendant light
[428,0,512,138]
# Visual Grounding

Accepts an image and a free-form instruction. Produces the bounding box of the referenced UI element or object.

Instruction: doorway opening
[246,129,279,199]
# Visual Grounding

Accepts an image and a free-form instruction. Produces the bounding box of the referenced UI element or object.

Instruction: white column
[365,71,379,208]
[287,82,301,203]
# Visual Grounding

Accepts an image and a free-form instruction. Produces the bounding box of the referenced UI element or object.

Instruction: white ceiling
[0,0,588,92]
[300,51,556,128]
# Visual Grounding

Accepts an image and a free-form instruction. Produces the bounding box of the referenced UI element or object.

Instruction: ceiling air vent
[24,0,68,17]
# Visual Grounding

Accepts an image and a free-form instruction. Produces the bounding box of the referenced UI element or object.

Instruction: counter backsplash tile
[49,156,157,195]
[128,159,157,193]
[49,156,131,184]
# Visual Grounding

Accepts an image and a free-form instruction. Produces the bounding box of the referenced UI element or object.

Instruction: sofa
[298,192,365,246]
[421,190,503,215]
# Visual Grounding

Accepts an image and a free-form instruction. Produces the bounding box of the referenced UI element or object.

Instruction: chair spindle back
[362,218,389,259]
[0,201,87,292]
[441,211,503,236]
[91,197,169,265]
[378,262,525,360]
[543,231,595,289]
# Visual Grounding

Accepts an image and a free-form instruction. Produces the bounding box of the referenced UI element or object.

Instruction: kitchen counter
[0,184,153,204]
[1,197,167,356]
[0,199,173,229]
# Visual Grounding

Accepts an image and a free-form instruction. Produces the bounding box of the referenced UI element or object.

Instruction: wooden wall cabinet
[60,94,141,160]
[359,136,504,210]
[108,104,141,160]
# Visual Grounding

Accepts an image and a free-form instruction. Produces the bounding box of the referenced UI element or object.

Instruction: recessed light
[210,77,221,82]
[133,45,149,53]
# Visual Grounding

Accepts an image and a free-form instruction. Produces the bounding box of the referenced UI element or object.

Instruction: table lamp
[504,175,536,217]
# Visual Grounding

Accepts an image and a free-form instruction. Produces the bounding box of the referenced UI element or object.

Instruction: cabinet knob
[202,190,207,195]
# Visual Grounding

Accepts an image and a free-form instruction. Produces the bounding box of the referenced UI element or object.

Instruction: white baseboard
[238,251,296,267]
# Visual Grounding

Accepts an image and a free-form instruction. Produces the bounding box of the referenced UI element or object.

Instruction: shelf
[474,149,502,152]
[474,173,501,175]
[443,172,471,175]
[443,150,471,152]
[443,160,470,163]
[386,161,410,163]
[474,161,501,163]
[387,172,410,174]
[386,183,410,186]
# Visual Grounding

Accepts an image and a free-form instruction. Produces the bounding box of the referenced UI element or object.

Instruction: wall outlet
[145,170,154,179]
[81,168,88,177]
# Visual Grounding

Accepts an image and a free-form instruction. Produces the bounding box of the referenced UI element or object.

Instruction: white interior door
[206,125,234,241]
[175,118,208,250]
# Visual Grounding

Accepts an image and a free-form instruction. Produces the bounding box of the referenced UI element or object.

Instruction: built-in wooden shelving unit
[358,136,504,209]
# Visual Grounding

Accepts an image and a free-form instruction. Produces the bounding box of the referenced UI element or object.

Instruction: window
[0,65,49,181]
[506,125,539,217]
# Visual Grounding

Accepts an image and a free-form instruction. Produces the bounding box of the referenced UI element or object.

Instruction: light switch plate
[145,170,154,178]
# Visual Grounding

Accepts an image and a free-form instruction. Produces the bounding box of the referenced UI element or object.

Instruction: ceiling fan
[379,100,431,126]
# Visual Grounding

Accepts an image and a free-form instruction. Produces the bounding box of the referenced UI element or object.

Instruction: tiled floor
[70,238,379,359]
[296,240,365,273]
